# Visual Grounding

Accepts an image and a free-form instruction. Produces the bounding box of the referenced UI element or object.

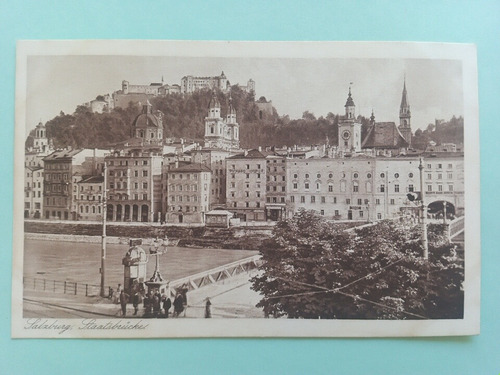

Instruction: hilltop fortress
[86,72,255,113]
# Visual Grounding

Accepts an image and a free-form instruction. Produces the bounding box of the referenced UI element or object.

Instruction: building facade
[25,166,44,218]
[226,149,267,222]
[43,148,105,220]
[181,72,229,93]
[165,163,212,224]
[75,176,104,221]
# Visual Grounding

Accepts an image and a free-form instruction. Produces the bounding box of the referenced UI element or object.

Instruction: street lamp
[100,162,107,297]
[418,158,428,260]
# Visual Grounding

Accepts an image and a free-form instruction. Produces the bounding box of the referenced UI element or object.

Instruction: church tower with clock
[338,86,362,153]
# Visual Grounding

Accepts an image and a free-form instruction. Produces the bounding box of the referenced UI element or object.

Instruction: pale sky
[25,55,463,136]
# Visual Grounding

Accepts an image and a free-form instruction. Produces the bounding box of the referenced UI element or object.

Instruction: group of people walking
[115,284,188,318]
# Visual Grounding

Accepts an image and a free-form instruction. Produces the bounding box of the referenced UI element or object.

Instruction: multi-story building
[181,72,229,94]
[165,163,212,224]
[75,176,104,221]
[226,149,267,222]
[24,166,44,218]
[43,148,106,220]
[265,154,287,221]
[191,148,232,208]
[285,154,464,221]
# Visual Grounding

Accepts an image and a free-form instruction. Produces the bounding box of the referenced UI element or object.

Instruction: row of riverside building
[25,82,464,224]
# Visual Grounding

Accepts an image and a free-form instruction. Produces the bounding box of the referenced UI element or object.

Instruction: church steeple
[398,77,412,147]
[207,90,221,119]
[344,85,356,120]
[226,93,236,123]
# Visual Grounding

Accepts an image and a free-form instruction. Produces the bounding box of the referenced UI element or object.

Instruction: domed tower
[338,85,362,153]
[204,90,225,148]
[34,121,49,153]
[225,93,239,149]
[398,78,412,146]
[132,101,163,146]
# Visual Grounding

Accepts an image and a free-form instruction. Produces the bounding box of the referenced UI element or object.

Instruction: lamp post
[100,162,107,297]
[418,158,428,260]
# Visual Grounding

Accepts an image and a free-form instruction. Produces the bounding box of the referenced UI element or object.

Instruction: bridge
[448,215,465,244]
[166,254,261,298]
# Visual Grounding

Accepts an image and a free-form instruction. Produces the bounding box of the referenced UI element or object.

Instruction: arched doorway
[107,204,113,221]
[116,204,123,221]
[141,205,149,222]
[124,205,131,221]
[132,205,138,221]
[427,200,455,220]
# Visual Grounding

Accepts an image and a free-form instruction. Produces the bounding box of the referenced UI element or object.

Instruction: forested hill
[25,86,463,150]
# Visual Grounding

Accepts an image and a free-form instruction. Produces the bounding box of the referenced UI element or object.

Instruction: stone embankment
[24,221,272,250]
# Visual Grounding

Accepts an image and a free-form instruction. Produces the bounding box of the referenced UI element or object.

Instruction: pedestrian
[162,296,172,318]
[152,292,161,318]
[173,293,184,317]
[205,297,212,318]
[181,289,188,317]
[119,290,129,317]
[132,291,141,316]
[115,284,123,304]
[143,292,152,318]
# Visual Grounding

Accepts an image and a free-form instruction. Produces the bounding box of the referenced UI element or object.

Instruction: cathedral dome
[132,102,161,128]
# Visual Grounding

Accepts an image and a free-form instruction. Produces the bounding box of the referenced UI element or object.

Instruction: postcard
[13,40,479,337]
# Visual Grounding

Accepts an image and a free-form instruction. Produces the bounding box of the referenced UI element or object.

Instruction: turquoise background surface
[1,1,499,374]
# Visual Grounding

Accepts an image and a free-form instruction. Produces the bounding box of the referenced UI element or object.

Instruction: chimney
[258,146,262,152]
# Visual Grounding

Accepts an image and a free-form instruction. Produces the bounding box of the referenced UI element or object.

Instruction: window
[143,194,148,200]
[321,196,326,203]
[438,164,442,169]
[427,185,433,192]
[448,184,454,192]
[409,173,413,178]
[380,173,385,178]
[311,196,315,203]
[357,199,362,205]
[448,164,453,169]
[376,199,380,205]
[377,213,382,220]
[316,182,320,190]
[245,191,249,197]
[394,173,399,178]
[346,198,351,204]
[380,184,385,192]
[142,170,148,177]
[317,173,321,178]
[448,173,453,179]
[409,184,414,192]
[305,183,310,190]
[328,184,333,192]
[353,173,358,178]
[293,182,298,190]
[353,182,359,193]
[293,174,298,178]
[300,196,305,203]
[394,184,400,193]
[427,164,432,169]
[290,196,295,203]
[359,211,364,218]
[390,199,395,205]
[305,173,309,179]
[320,210,324,215]
[438,174,442,180]
[335,210,339,216]
[246,164,250,169]
[333,197,337,204]
[438,185,443,192]
[364,199,369,205]
[328,173,333,178]
[245,202,249,208]
[246,174,249,179]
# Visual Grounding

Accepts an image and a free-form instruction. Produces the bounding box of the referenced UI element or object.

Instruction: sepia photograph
[12,40,480,338]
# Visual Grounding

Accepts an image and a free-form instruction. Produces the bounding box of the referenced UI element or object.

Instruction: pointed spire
[345,84,355,107]
[400,77,409,112]
[370,109,375,124]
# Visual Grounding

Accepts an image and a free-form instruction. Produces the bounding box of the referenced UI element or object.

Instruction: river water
[23,238,259,289]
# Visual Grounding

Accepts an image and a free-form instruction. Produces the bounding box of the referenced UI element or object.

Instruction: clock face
[342,130,351,140]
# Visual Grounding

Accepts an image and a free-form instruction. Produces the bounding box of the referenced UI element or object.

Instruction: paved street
[23,270,264,319]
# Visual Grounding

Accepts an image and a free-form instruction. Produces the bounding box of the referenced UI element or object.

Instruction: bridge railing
[167,255,262,298]
[448,216,465,240]
[23,277,113,298]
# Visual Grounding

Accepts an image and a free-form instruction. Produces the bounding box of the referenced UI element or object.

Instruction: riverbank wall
[24,221,272,250]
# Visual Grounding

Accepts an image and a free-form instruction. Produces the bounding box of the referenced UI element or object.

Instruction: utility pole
[418,158,428,260]
[100,161,107,297]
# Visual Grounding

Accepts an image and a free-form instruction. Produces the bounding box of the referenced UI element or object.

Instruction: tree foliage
[251,210,463,319]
